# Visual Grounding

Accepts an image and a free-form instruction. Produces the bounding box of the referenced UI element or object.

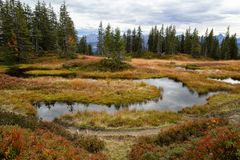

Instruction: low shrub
[97,58,131,72]
[184,126,240,160]
[63,58,131,72]
[89,153,108,160]
[154,118,227,146]
[0,111,105,153]
[77,135,105,153]
[129,143,159,160]
[185,64,200,70]
[129,118,229,160]
[0,126,90,160]
[142,52,158,59]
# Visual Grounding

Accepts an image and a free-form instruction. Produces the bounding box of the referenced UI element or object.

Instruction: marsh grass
[0,75,160,115]
[55,110,181,129]
[25,69,76,77]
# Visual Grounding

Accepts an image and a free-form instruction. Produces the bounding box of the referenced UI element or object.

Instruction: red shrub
[154,118,227,146]
[129,143,159,160]
[184,126,240,160]
[89,153,108,160]
[0,126,90,159]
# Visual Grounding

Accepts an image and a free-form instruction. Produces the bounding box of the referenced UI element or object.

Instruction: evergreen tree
[207,29,215,58]
[180,34,185,53]
[191,28,201,57]
[136,26,143,56]
[32,1,42,53]
[221,27,230,59]
[1,0,32,63]
[47,4,58,51]
[0,0,4,46]
[78,36,88,54]
[125,29,132,53]
[165,25,177,54]
[202,29,209,57]
[104,24,112,57]
[58,2,77,57]
[32,1,54,52]
[229,34,238,59]
[148,27,154,52]
[132,28,137,53]
[213,37,220,59]
[184,28,192,54]
[97,21,104,55]
[157,25,164,54]
[113,28,124,60]
[88,44,93,55]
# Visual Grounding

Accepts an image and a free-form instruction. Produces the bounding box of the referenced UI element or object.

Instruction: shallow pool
[35,78,217,121]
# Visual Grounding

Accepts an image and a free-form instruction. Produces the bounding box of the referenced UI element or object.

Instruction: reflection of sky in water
[35,78,217,121]
[209,78,240,84]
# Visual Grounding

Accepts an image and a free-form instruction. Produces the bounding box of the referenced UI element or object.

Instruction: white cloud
[20,0,240,36]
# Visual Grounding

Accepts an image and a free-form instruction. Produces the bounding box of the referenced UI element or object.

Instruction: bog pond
[35,78,217,121]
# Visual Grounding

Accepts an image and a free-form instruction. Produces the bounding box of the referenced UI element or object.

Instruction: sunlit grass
[55,110,181,129]
[0,76,160,115]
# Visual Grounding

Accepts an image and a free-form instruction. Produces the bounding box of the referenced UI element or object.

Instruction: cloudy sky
[21,0,240,36]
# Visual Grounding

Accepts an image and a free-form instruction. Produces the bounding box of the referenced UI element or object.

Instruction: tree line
[149,25,239,59]
[0,0,93,64]
[97,23,239,60]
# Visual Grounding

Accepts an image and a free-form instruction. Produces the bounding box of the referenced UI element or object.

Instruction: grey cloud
[20,0,240,35]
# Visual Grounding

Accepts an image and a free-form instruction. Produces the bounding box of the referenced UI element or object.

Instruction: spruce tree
[113,28,124,60]
[191,28,201,57]
[180,34,185,53]
[78,36,88,54]
[126,29,132,53]
[1,0,32,63]
[136,26,143,56]
[202,29,209,57]
[88,44,93,55]
[97,21,104,55]
[58,2,77,57]
[132,28,137,53]
[148,27,154,52]
[165,25,177,54]
[184,28,192,54]
[221,28,230,59]
[157,25,164,54]
[229,34,238,59]
[47,4,58,51]
[104,24,112,57]
[207,29,214,58]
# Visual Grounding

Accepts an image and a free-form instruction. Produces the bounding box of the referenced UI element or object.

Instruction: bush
[0,126,90,160]
[154,118,227,146]
[0,111,105,153]
[97,58,131,72]
[129,143,159,160]
[184,126,240,160]
[142,52,158,59]
[130,118,240,160]
[77,135,105,153]
[185,64,200,70]
[89,153,108,160]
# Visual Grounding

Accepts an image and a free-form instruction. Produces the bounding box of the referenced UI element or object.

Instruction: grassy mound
[64,58,132,72]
